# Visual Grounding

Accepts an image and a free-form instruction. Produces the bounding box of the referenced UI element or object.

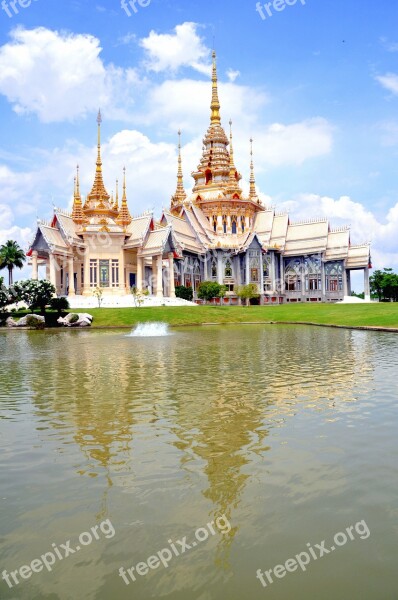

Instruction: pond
[0,325,397,599]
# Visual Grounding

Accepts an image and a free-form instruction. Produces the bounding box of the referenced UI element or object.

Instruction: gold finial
[210,50,221,125]
[172,130,187,208]
[116,166,132,227]
[73,176,77,198]
[76,164,80,197]
[115,178,119,209]
[96,109,102,172]
[249,137,257,199]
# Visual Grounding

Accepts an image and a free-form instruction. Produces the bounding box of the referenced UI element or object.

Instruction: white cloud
[0,27,139,122]
[277,193,398,271]
[254,118,333,167]
[227,69,240,82]
[375,73,398,95]
[140,22,210,74]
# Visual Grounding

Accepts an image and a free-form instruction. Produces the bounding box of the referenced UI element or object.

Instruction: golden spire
[85,109,111,207]
[72,165,86,223]
[229,119,236,181]
[114,178,119,210]
[249,138,257,200]
[116,167,132,227]
[172,130,187,208]
[210,50,221,125]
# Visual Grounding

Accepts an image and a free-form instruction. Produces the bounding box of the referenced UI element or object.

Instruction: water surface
[0,325,397,599]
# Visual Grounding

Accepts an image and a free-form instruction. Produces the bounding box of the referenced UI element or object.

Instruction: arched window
[225,260,232,278]
[241,216,245,233]
[211,259,217,279]
[231,215,237,234]
[212,216,217,232]
[205,170,212,185]
[222,215,227,234]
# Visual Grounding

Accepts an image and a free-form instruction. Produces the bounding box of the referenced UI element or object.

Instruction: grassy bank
[69,303,398,330]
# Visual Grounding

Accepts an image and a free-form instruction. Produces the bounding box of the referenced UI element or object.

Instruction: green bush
[50,297,70,313]
[25,315,45,330]
[175,285,193,302]
[69,313,79,324]
[197,281,223,303]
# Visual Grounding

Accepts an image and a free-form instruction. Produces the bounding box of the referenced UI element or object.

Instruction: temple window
[225,260,232,278]
[90,259,98,287]
[222,215,227,234]
[211,259,217,279]
[231,216,237,234]
[241,216,245,233]
[213,216,217,232]
[99,259,110,288]
[250,268,259,282]
[205,170,213,185]
[111,259,119,287]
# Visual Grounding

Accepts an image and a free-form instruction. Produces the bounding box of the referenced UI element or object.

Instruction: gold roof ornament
[211,50,221,126]
[114,178,119,210]
[116,167,132,227]
[249,138,257,200]
[72,165,87,224]
[171,130,187,214]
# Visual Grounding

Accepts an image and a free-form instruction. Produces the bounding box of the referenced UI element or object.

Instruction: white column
[321,260,326,301]
[245,252,250,284]
[347,269,352,295]
[245,215,250,230]
[226,215,232,234]
[343,269,348,297]
[83,250,90,296]
[157,255,163,298]
[168,253,176,298]
[217,214,223,234]
[364,267,370,301]
[203,255,208,281]
[260,253,264,302]
[119,251,126,294]
[137,255,143,292]
[152,257,157,295]
[68,256,75,297]
[49,254,57,291]
[31,251,38,280]
[270,252,276,292]
[217,252,223,285]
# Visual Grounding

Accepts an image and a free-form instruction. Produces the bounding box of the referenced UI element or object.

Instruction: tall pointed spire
[114,178,119,210]
[84,109,113,219]
[116,166,132,227]
[210,51,221,125]
[249,138,258,200]
[228,119,236,180]
[171,130,187,211]
[72,164,86,223]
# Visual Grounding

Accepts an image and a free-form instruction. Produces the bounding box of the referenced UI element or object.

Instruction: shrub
[197,281,223,303]
[13,279,56,313]
[25,315,45,330]
[50,297,70,313]
[69,313,79,324]
[175,285,193,302]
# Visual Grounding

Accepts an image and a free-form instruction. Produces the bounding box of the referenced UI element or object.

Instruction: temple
[27,52,371,303]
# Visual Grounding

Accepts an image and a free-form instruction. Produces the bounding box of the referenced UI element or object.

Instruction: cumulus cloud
[375,73,398,95]
[278,193,398,271]
[0,27,139,122]
[253,118,333,167]
[140,22,210,74]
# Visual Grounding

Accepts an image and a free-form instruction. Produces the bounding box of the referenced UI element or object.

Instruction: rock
[6,314,45,329]
[57,313,93,327]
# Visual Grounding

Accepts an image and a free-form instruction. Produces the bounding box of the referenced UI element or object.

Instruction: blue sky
[1,0,398,286]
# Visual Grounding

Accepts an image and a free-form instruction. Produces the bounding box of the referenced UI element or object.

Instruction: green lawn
[72,303,398,329]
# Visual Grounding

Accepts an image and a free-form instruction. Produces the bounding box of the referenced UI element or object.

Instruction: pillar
[137,255,143,292]
[31,251,38,280]
[260,253,265,305]
[245,252,250,285]
[157,255,163,298]
[49,254,57,288]
[364,267,370,301]
[168,253,176,298]
[119,251,126,294]
[280,255,285,293]
[321,260,326,301]
[226,215,232,234]
[270,252,276,292]
[343,268,348,297]
[150,257,157,295]
[203,255,208,281]
[347,269,352,296]
[68,256,75,297]
[83,249,90,295]
[217,252,223,285]
[245,215,250,230]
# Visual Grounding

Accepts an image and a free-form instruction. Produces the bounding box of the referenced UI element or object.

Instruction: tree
[175,285,193,302]
[13,279,56,313]
[197,281,223,303]
[50,297,70,315]
[0,276,10,311]
[131,286,145,308]
[370,270,384,302]
[0,240,26,285]
[93,287,104,308]
[235,283,260,306]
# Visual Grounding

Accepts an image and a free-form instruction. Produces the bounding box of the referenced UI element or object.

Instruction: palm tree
[0,240,26,286]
